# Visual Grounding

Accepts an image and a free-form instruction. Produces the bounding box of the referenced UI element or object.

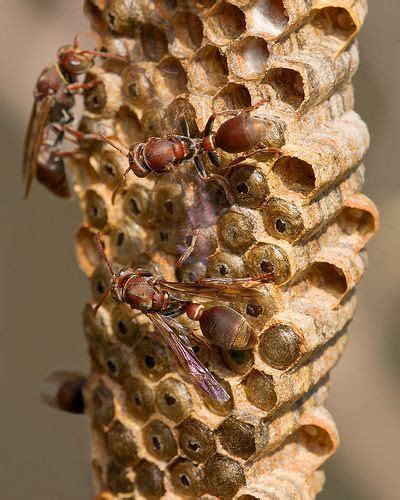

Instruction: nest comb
[62,0,378,497]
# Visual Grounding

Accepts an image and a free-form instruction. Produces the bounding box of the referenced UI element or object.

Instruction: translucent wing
[157,274,273,301]
[23,95,55,198]
[147,312,230,402]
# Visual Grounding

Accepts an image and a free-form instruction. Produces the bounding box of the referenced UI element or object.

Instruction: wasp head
[110,268,135,303]
[57,45,95,75]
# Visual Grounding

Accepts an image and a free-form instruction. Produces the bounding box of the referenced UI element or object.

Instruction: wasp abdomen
[199,305,255,350]
[214,115,268,154]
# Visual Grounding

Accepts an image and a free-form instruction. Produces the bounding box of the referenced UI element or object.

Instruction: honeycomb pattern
[73,0,373,497]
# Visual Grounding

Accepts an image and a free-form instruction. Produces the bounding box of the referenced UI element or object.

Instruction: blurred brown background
[0,1,399,498]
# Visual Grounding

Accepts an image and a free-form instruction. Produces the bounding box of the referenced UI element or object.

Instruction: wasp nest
[68,0,376,497]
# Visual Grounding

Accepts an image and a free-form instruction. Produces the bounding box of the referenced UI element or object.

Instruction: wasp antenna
[100,134,129,157]
[93,287,111,317]
[95,233,114,276]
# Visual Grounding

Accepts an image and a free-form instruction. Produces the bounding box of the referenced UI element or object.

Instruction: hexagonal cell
[229,165,270,208]
[85,189,108,230]
[115,105,142,146]
[243,369,277,412]
[155,377,192,423]
[246,0,289,39]
[165,96,201,137]
[217,209,257,254]
[178,418,216,462]
[111,305,143,347]
[229,36,270,79]
[243,242,290,285]
[76,225,103,276]
[203,374,234,416]
[222,349,255,375]
[135,459,166,498]
[213,83,252,112]
[207,251,246,279]
[143,419,178,460]
[204,454,246,497]
[306,262,348,299]
[140,23,168,61]
[134,336,172,381]
[175,260,207,283]
[102,344,131,382]
[108,221,147,266]
[106,460,133,495]
[205,2,246,45]
[188,45,228,93]
[154,57,188,100]
[124,377,155,421]
[90,264,111,304]
[217,416,268,459]
[106,420,138,465]
[263,67,305,110]
[262,197,304,242]
[335,203,378,248]
[95,150,125,190]
[91,382,115,427]
[259,324,302,370]
[272,156,316,196]
[311,7,357,43]
[169,458,206,497]
[122,183,155,227]
[104,0,137,36]
[121,64,155,108]
[175,13,204,52]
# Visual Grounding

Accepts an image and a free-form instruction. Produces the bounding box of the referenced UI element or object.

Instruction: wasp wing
[147,312,230,403]
[157,274,272,301]
[23,95,55,198]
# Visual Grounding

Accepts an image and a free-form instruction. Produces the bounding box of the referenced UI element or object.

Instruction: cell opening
[247,0,289,39]
[180,474,190,487]
[336,206,375,240]
[230,37,270,79]
[165,393,176,406]
[115,106,142,146]
[246,304,263,318]
[176,13,204,51]
[264,68,305,110]
[154,57,188,99]
[307,262,348,299]
[311,7,357,42]
[145,355,156,368]
[140,23,168,61]
[213,83,252,112]
[206,2,246,45]
[273,156,316,195]
[189,45,228,93]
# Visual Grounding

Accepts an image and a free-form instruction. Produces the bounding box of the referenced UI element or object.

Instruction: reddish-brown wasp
[41,370,86,414]
[93,234,272,402]
[95,99,281,203]
[23,32,126,198]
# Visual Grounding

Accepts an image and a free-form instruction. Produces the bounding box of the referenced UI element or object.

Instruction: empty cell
[229,37,270,79]
[189,45,228,93]
[307,262,348,299]
[115,106,142,146]
[273,156,316,195]
[264,68,305,110]
[213,83,252,112]
[311,7,356,43]
[140,23,168,61]
[247,0,289,39]
[206,2,246,45]
[154,57,188,100]
[175,13,204,51]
